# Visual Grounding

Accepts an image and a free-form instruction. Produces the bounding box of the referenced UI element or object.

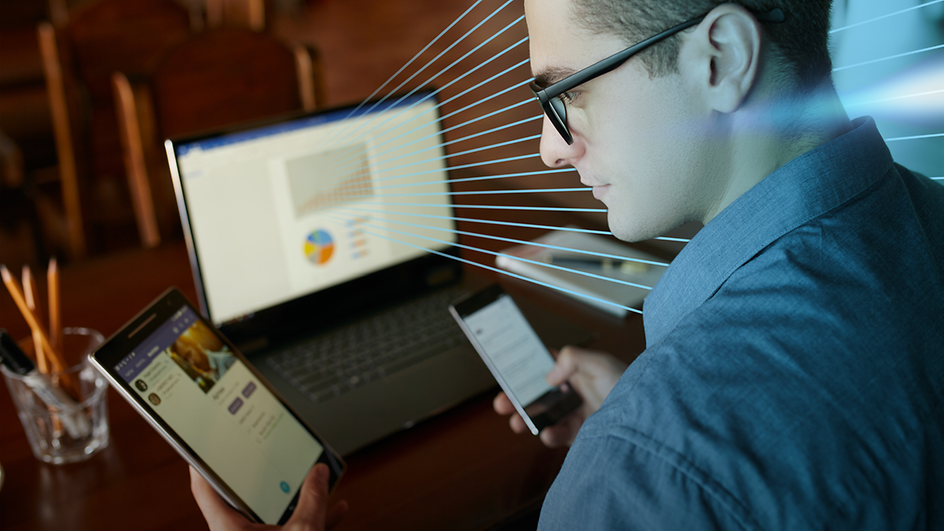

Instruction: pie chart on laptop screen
[304,229,335,265]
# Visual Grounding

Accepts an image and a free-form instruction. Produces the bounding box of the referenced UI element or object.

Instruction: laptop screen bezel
[166,90,463,351]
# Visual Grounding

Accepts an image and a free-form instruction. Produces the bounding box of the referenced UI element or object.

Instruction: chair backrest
[39,0,194,258]
[153,27,312,138]
[205,0,266,31]
[113,27,324,247]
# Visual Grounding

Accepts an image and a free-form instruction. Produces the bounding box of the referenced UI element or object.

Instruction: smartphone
[88,288,344,524]
[449,284,582,435]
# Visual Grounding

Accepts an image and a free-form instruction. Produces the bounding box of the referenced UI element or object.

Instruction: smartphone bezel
[87,287,345,524]
[449,284,581,435]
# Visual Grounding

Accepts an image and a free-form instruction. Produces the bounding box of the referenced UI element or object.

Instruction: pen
[0,329,35,375]
[0,330,90,438]
[546,255,652,275]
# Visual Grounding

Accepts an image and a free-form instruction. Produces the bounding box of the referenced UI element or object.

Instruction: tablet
[89,288,344,524]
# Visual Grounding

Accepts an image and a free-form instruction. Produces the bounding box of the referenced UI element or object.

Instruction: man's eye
[559,92,576,103]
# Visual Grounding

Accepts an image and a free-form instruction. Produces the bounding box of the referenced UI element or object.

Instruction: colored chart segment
[304,230,335,265]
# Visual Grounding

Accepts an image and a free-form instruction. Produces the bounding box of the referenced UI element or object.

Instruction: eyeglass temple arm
[535,7,785,98]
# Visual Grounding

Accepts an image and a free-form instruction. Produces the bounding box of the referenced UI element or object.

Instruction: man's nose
[539,116,581,168]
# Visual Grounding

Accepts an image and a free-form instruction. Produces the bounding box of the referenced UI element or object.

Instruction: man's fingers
[508,412,530,434]
[539,424,573,448]
[546,346,580,386]
[286,464,331,527]
[190,467,247,529]
[325,500,349,531]
[493,392,516,415]
[495,392,531,434]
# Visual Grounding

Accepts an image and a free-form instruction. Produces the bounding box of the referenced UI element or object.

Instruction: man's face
[526,0,724,241]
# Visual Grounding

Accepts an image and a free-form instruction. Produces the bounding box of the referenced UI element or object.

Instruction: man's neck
[704,80,851,224]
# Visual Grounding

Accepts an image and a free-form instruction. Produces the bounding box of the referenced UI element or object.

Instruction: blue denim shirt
[539,118,944,530]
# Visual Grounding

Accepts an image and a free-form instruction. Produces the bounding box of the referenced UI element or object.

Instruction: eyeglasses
[530,8,786,145]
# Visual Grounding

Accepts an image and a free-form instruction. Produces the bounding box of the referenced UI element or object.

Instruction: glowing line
[333,206,670,267]
[367,134,542,179]
[305,150,547,201]
[334,204,609,233]
[305,166,572,203]
[932,176,943,181]
[342,78,533,181]
[327,0,485,139]
[324,216,641,314]
[334,204,690,243]
[439,80,533,125]
[374,152,543,185]
[313,187,588,206]
[832,43,944,72]
[375,168,575,191]
[316,73,533,188]
[830,0,944,33]
[326,0,518,150]
[332,27,526,156]
[321,104,537,192]
[843,88,944,107]
[318,80,532,187]
[364,115,541,175]
[364,202,607,212]
[884,132,944,142]
[332,94,533,184]
[324,212,655,292]
[358,114,540,178]
[363,188,590,199]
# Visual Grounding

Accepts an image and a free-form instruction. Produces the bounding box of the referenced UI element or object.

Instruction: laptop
[164,91,506,455]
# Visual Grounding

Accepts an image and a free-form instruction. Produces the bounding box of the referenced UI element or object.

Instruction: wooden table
[0,238,647,531]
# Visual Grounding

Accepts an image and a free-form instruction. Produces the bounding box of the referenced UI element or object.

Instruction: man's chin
[607,213,666,243]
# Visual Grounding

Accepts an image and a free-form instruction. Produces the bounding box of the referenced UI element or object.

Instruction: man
[194,0,944,528]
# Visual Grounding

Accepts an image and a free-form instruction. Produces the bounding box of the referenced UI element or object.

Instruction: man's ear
[685,4,763,114]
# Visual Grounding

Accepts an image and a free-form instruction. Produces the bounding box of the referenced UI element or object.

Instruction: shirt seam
[580,428,768,531]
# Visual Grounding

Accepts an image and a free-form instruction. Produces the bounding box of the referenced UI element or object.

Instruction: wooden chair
[37,0,195,258]
[205,0,267,31]
[112,27,325,247]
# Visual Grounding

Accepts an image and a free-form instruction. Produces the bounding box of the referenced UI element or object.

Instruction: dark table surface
[0,230,648,531]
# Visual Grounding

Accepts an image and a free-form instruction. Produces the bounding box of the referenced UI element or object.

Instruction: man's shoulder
[564,259,944,528]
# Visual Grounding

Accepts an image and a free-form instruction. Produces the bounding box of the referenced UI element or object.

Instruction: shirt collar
[642,117,894,347]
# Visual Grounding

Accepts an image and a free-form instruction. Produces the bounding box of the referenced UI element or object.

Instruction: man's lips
[591,184,610,200]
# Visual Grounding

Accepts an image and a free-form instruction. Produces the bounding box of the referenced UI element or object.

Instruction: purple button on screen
[242,381,257,398]
[228,397,244,414]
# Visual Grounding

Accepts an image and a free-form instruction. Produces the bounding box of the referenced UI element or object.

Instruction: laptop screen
[168,93,457,327]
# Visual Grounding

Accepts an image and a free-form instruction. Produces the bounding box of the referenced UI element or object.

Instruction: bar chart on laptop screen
[286,144,375,218]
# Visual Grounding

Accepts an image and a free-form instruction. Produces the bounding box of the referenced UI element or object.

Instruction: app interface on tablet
[463,294,555,407]
[114,306,323,523]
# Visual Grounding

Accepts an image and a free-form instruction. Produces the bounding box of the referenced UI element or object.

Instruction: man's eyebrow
[532,67,577,90]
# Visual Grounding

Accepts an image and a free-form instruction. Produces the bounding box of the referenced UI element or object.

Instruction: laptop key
[267,285,472,404]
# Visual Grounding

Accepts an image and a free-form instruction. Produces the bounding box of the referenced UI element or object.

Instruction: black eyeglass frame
[530,8,786,145]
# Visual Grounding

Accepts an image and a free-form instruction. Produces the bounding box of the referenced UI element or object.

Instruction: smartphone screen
[100,298,340,524]
[450,285,581,435]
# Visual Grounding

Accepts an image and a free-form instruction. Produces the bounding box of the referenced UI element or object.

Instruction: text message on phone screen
[464,294,555,407]
[113,306,323,523]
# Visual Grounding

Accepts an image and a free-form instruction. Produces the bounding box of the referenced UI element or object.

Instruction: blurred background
[0,0,940,270]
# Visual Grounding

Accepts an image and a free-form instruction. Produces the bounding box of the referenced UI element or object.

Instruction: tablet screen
[113,305,324,523]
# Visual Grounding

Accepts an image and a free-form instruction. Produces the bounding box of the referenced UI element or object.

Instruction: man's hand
[190,464,348,531]
[493,345,627,447]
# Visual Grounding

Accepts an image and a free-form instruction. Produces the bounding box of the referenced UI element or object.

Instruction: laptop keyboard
[266,285,472,404]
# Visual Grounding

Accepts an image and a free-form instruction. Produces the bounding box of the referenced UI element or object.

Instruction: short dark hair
[571,0,833,90]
